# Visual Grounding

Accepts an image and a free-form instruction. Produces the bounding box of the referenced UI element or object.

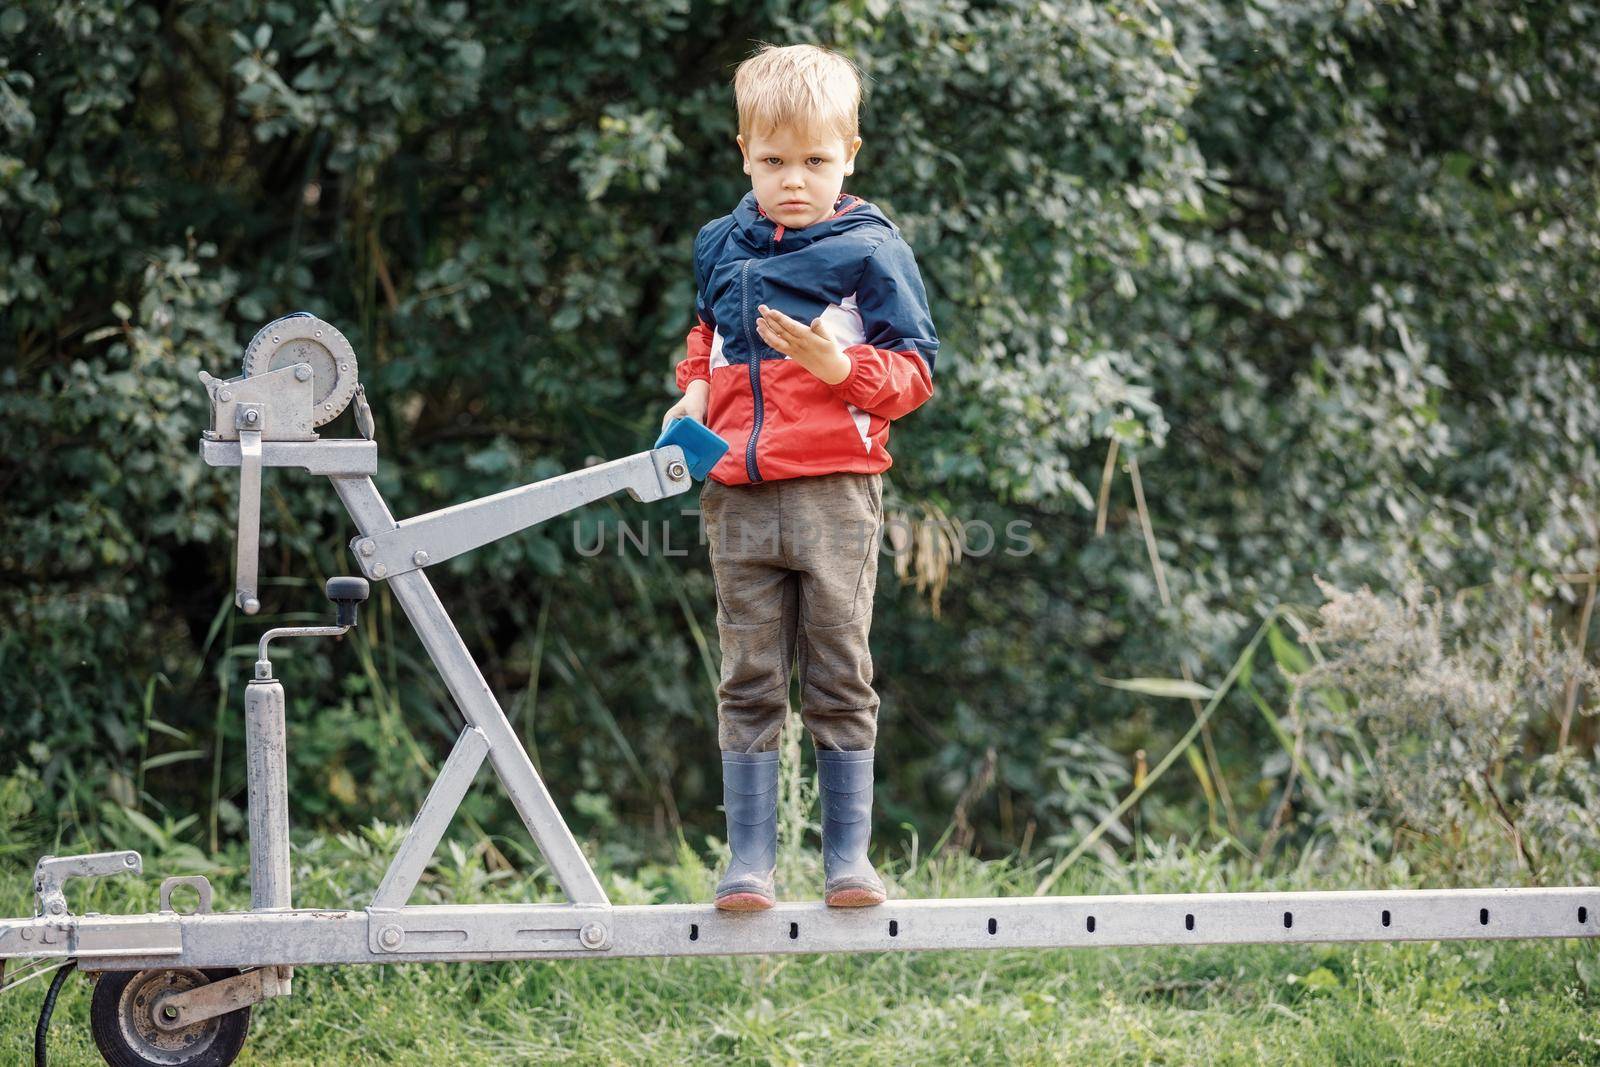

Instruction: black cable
[33,960,76,1067]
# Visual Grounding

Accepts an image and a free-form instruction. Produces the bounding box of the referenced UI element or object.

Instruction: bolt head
[295,364,313,381]
[218,389,233,402]
[358,539,376,556]
[372,564,387,578]
[667,461,687,480]
[244,409,259,424]
[579,922,609,949]
[124,854,138,867]
[379,925,404,949]
[412,550,430,567]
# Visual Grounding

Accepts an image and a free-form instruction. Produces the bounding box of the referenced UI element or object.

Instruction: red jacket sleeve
[826,236,938,420]
[829,344,934,420]
[675,316,713,391]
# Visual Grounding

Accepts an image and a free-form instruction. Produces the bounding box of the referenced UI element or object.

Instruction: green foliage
[1,0,1597,871]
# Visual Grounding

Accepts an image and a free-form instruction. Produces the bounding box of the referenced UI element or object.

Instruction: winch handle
[235,412,265,615]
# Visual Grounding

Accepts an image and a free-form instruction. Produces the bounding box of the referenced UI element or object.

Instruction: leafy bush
[1287,578,1600,882]
[1,0,1595,866]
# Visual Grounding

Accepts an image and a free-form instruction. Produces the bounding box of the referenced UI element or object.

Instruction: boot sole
[715,891,776,911]
[824,886,886,908]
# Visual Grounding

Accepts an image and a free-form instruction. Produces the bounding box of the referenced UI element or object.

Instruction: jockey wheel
[90,968,251,1067]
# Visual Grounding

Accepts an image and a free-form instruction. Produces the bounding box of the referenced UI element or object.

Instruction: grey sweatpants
[699,471,883,754]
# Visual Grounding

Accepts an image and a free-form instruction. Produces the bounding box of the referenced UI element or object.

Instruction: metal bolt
[412,550,430,567]
[272,336,281,343]
[48,901,64,915]
[667,461,687,481]
[324,402,334,411]
[579,922,609,950]
[244,408,259,424]
[295,364,313,381]
[162,1006,180,1021]
[340,363,349,371]
[124,854,138,867]
[218,389,233,402]
[372,564,387,578]
[358,540,376,556]
[315,330,323,338]
[378,925,404,950]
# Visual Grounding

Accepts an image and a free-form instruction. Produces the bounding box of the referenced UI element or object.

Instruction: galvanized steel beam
[33,886,1599,972]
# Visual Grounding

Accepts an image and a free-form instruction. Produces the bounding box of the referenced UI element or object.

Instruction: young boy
[661,43,939,910]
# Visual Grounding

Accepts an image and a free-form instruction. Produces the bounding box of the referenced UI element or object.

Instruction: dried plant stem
[944,747,998,856]
[1095,439,1119,537]
[1558,565,1598,749]
[1035,609,1287,894]
[1127,455,1238,836]
[1480,769,1537,875]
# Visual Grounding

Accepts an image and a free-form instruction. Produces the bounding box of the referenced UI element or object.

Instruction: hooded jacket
[675,190,939,486]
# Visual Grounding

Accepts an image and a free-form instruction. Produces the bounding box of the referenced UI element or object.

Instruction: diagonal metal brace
[370,727,491,911]
[349,446,692,582]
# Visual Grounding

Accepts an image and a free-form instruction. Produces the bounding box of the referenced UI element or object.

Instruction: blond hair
[733,43,862,144]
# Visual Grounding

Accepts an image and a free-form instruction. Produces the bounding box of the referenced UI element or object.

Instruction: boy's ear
[737,134,750,175]
[844,135,863,176]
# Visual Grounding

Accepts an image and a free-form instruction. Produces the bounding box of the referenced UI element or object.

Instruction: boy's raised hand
[756,305,852,386]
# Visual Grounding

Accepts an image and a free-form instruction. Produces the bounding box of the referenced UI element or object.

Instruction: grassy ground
[4,838,1599,1065]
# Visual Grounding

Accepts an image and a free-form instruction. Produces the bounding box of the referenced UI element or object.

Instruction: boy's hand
[662,379,709,431]
[756,305,852,386]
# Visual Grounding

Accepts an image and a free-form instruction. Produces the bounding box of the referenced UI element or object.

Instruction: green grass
[4,837,1600,1066]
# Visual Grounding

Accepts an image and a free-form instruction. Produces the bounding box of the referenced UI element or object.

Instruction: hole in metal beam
[1185,914,1195,932]
[1381,910,1391,927]
[689,924,699,942]
[1086,915,1096,933]
[987,917,998,935]
[789,922,799,940]
[1581,907,1588,925]
[889,920,899,937]
[1283,911,1293,929]
[1479,908,1489,926]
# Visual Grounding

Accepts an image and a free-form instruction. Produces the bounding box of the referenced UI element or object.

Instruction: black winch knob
[326,576,370,627]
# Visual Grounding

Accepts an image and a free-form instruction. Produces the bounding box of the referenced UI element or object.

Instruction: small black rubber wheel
[89,968,251,1067]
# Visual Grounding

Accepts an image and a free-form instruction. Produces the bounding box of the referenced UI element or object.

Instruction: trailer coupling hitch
[34,851,142,918]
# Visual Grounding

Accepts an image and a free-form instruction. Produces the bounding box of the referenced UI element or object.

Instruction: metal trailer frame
[3,327,1597,1060]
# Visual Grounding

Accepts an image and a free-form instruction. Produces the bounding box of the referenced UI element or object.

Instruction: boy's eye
[807,157,824,166]
[765,157,781,166]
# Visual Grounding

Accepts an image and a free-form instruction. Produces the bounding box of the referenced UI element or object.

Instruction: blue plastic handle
[655,417,730,481]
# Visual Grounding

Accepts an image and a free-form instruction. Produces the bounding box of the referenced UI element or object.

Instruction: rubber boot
[714,750,779,911]
[816,748,887,907]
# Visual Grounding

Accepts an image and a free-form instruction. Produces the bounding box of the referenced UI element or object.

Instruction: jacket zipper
[740,257,764,483]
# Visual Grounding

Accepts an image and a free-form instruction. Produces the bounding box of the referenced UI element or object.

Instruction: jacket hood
[731,189,892,249]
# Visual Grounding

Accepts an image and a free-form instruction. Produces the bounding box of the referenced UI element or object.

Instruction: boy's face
[738,125,863,231]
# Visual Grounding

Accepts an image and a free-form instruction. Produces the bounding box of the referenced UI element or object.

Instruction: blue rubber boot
[714,750,779,911]
[816,748,887,907]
